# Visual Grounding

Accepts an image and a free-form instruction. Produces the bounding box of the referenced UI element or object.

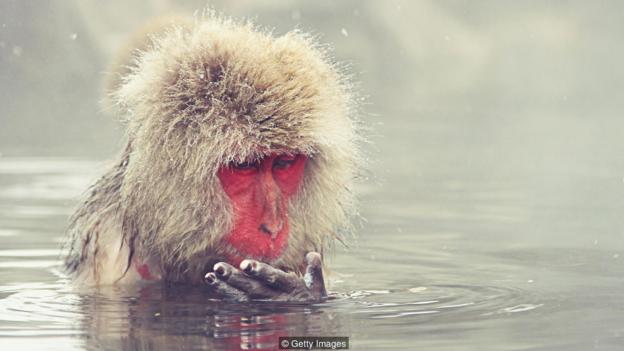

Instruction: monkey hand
[203,252,327,303]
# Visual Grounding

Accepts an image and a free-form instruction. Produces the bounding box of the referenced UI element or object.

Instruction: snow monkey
[64,14,361,302]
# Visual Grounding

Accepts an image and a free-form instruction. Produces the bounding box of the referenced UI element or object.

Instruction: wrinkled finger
[204,272,249,302]
[303,252,326,299]
[240,259,300,292]
[213,262,277,299]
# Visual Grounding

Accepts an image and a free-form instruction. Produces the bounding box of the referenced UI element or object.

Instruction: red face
[217,153,307,265]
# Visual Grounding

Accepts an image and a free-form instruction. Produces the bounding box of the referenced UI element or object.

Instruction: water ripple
[338,284,543,321]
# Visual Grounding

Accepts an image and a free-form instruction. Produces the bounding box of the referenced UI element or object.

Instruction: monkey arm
[203,252,327,303]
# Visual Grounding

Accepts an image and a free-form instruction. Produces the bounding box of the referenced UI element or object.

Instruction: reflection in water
[85,285,347,351]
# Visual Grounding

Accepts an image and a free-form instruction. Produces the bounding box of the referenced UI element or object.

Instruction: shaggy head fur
[66,14,361,283]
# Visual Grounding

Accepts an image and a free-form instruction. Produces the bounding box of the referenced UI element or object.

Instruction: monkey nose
[259,222,282,240]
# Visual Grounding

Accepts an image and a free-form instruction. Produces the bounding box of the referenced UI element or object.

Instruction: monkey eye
[232,160,259,171]
[273,155,297,169]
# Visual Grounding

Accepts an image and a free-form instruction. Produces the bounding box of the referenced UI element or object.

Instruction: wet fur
[65,13,362,284]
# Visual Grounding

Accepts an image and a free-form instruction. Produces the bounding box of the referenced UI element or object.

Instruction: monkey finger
[303,252,327,299]
[213,262,277,299]
[204,272,250,302]
[240,259,301,292]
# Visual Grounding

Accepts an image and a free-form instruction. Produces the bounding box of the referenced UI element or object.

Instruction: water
[1,152,623,351]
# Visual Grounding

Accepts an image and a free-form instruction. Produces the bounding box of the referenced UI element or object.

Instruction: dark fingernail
[214,263,226,277]
[204,272,216,284]
[241,260,254,274]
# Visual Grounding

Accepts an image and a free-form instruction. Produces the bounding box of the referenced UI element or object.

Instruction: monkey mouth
[223,227,288,266]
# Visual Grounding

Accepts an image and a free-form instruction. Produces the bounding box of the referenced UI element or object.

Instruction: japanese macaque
[64,14,361,302]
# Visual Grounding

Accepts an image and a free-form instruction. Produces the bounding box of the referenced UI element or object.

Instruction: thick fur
[65,14,361,284]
